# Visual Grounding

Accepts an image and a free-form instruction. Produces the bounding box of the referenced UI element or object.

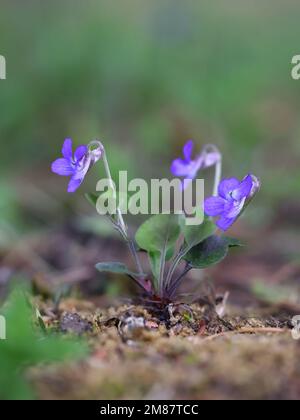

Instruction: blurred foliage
[0,284,88,400]
[252,280,296,305]
[0,1,299,400]
[0,0,300,233]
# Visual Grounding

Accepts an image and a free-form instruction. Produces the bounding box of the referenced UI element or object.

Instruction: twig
[202,327,288,342]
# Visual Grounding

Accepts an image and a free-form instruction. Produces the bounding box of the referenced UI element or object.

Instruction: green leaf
[136,247,174,282]
[166,246,175,261]
[251,281,290,304]
[226,237,244,248]
[148,251,161,281]
[180,216,216,249]
[184,235,243,269]
[85,192,99,207]
[0,284,88,400]
[135,214,180,254]
[95,262,138,278]
[135,215,180,281]
[137,246,174,261]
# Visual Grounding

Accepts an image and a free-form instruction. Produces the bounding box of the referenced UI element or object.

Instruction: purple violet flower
[51,138,102,193]
[171,140,221,189]
[204,174,260,231]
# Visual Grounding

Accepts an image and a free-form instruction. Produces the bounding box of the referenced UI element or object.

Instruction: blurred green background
[1,0,300,240]
[1,1,300,400]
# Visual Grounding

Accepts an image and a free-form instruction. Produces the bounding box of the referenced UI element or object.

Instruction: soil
[29,295,299,400]
[2,220,300,400]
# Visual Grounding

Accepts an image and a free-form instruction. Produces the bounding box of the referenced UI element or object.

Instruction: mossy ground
[3,224,300,400]
[29,297,300,400]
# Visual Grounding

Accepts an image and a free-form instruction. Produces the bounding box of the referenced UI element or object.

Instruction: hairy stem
[201,143,222,197]
[213,158,222,196]
[95,141,146,284]
[101,146,127,235]
[165,241,189,289]
[168,263,192,298]
[127,238,145,278]
[158,249,167,297]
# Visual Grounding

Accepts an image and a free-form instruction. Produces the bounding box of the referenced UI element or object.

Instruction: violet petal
[203,151,221,168]
[171,159,190,177]
[216,215,236,231]
[62,138,73,160]
[67,176,84,193]
[225,197,246,219]
[74,145,88,162]
[51,158,74,176]
[204,196,226,217]
[183,140,194,161]
[218,177,240,199]
[232,174,253,201]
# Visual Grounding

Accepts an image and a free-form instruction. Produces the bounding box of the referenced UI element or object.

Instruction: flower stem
[168,263,192,298]
[101,146,127,235]
[213,157,222,196]
[128,238,145,278]
[94,141,145,281]
[165,247,187,289]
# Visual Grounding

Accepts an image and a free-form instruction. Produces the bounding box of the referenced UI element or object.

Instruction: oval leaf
[180,216,216,249]
[135,214,180,254]
[184,235,242,269]
[95,262,138,278]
